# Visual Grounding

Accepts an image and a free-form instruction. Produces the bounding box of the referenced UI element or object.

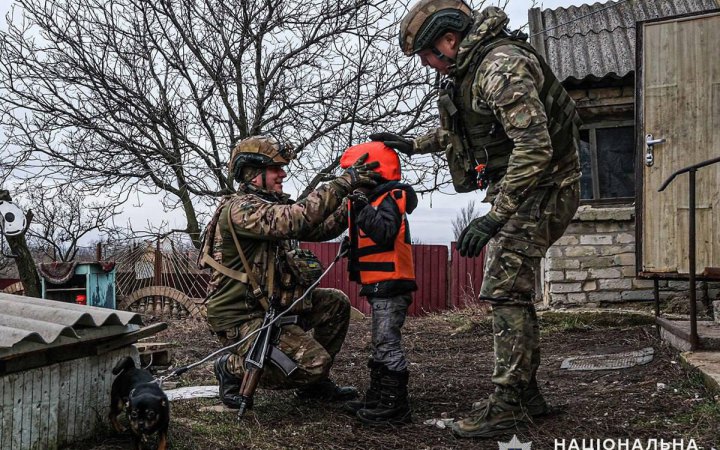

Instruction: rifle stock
[237,366,262,415]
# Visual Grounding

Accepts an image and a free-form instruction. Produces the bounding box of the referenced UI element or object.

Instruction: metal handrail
[658,155,720,350]
[659,155,720,192]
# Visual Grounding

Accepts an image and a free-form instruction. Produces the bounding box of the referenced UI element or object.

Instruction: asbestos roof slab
[0,292,142,359]
[528,0,720,83]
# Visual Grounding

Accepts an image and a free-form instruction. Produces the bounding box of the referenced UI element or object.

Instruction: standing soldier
[199,136,381,410]
[372,0,581,438]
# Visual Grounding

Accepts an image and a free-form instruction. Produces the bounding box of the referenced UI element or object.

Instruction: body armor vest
[438,35,581,192]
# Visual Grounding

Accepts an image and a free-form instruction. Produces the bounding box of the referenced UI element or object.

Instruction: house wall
[569,85,635,122]
[0,346,138,450]
[543,205,720,308]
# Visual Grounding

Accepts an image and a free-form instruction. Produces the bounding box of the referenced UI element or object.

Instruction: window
[578,122,635,202]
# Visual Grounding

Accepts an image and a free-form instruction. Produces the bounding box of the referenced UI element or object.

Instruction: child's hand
[347,190,370,210]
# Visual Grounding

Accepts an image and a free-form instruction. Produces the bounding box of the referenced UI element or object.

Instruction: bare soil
[70,308,720,450]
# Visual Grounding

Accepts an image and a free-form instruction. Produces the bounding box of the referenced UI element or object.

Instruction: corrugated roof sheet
[528,0,720,82]
[0,293,142,351]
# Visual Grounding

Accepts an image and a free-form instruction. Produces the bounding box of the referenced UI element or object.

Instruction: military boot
[295,378,359,402]
[344,359,383,414]
[451,390,529,438]
[472,379,549,417]
[356,367,411,425]
[213,354,243,409]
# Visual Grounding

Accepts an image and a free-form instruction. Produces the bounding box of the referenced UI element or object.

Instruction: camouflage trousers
[216,288,351,389]
[481,181,579,395]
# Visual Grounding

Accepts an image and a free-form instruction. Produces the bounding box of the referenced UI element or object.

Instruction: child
[339,141,418,425]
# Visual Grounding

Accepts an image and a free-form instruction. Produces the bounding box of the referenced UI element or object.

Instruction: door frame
[634,8,720,279]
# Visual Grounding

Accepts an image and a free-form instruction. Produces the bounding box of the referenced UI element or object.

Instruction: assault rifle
[236,299,299,416]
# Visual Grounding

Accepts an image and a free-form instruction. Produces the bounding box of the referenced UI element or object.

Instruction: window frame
[579,120,635,205]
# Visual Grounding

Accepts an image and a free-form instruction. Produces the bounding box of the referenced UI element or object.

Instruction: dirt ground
[71,308,720,450]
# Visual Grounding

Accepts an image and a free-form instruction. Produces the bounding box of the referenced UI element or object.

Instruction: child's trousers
[369,294,411,371]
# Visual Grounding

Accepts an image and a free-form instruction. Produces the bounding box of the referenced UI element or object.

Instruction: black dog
[109,356,170,450]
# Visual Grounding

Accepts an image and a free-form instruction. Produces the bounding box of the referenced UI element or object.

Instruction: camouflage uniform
[204,181,352,388]
[406,5,581,434]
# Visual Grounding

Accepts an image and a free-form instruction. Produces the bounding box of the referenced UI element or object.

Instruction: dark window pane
[579,130,593,199]
[596,126,635,199]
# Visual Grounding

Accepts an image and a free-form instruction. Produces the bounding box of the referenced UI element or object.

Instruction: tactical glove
[457,212,506,258]
[347,190,370,211]
[343,153,381,189]
[369,132,415,156]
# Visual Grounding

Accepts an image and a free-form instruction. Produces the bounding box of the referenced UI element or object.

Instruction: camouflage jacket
[203,181,349,332]
[414,6,581,221]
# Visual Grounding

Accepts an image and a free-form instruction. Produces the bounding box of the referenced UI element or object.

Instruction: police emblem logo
[498,434,532,450]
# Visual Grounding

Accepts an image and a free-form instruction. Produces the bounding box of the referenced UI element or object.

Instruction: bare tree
[0,189,41,297]
[0,0,443,247]
[22,186,122,262]
[451,200,482,241]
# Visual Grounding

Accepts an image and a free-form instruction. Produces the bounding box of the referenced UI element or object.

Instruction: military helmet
[399,0,472,56]
[228,135,295,180]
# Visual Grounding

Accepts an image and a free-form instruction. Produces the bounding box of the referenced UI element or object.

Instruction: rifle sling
[225,205,272,311]
[199,253,249,283]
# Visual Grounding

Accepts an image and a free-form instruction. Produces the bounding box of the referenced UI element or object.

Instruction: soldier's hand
[369,132,415,156]
[457,213,505,257]
[344,153,381,188]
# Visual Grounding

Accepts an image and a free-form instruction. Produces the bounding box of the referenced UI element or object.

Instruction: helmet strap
[431,45,455,63]
[261,168,268,190]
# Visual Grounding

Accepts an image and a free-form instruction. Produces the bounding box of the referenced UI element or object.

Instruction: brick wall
[543,205,719,308]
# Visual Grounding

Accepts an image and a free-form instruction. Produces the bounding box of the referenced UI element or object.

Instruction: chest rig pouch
[438,80,479,193]
[277,244,323,312]
[284,248,324,287]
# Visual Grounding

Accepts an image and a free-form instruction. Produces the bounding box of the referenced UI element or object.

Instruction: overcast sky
[0,0,583,245]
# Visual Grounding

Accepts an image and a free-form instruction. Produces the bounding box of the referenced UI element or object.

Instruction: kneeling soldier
[199,136,381,409]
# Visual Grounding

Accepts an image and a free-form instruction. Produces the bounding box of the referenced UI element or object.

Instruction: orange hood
[340,141,401,181]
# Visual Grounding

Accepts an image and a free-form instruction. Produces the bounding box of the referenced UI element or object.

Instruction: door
[638,11,720,276]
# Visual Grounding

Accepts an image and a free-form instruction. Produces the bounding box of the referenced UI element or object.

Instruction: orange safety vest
[348,189,415,285]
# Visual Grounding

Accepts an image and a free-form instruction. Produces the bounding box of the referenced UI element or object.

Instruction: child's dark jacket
[348,181,418,298]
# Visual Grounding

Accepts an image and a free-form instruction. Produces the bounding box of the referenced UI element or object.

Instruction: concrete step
[680,351,720,395]
[657,317,720,351]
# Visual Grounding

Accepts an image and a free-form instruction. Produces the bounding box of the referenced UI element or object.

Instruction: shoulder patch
[507,103,533,129]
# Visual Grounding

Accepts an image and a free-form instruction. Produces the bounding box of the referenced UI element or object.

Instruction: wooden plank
[643,22,679,272]
[98,352,113,432]
[76,357,88,441]
[56,360,70,445]
[47,364,60,450]
[28,366,42,449]
[95,323,168,355]
[102,350,122,425]
[66,357,78,442]
[0,374,4,448]
[11,374,21,449]
[20,369,32,449]
[38,365,51,450]
[87,355,100,437]
[12,372,32,449]
[1,373,15,450]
